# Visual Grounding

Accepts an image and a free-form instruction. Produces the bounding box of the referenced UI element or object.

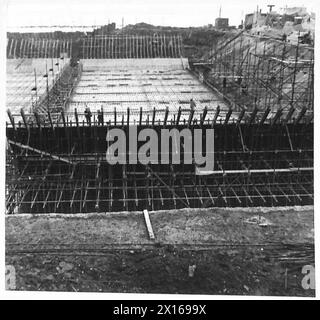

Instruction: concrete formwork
[5,34,314,215]
[67,58,230,123]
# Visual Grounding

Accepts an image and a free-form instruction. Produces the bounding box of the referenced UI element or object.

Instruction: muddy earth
[6,207,315,296]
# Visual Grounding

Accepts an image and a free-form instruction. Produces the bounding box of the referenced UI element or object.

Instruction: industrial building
[215,18,229,29]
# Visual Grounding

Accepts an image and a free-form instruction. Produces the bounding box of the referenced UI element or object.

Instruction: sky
[4,0,317,31]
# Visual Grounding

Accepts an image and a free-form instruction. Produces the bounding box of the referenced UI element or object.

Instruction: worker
[84,107,92,124]
[97,108,103,125]
[190,98,196,110]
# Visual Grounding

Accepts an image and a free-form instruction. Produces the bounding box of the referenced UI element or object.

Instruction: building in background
[244,10,268,29]
[215,17,229,29]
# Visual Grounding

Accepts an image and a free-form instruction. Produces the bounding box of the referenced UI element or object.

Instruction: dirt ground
[5,206,315,296]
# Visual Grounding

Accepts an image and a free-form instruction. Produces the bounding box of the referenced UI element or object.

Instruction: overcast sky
[5,0,317,30]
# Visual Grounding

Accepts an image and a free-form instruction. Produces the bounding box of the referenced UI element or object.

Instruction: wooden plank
[82,181,89,208]
[206,186,214,205]
[248,107,258,125]
[260,107,270,125]
[212,105,220,127]
[127,107,130,127]
[163,107,169,126]
[7,109,15,130]
[70,182,78,208]
[159,188,164,206]
[152,107,156,127]
[95,181,101,210]
[114,107,117,126]
[284,106,295,124]
[20,108,29,131]
[231,187,241,204]
[47,110,54,131]
[271,108,283,126]
[139,107,143,126]
[143,209,155,240]
[31,182,43,209]
[294,106,307,124]
[56,183,66,209]
[253,185,267,204]
[200,106,208,126]
[43,189,51,209]
[188,108,194,127]
[8,139,76,165]
[133,178,139,207]
[224,107,232,125]
[236,108,245,125]
[176,106,181,125]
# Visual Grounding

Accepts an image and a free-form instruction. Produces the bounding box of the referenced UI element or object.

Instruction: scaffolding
[5,33,314,214]
[192,33,314,116]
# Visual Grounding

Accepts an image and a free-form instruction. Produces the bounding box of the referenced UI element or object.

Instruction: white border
[0,0,319,300]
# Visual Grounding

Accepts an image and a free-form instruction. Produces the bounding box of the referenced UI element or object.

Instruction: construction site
[5,7,315,295]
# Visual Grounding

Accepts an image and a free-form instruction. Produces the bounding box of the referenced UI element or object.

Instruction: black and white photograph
[2,0,317,299]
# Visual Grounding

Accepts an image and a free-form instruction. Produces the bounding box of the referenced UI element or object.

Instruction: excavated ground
[5,206,315,296]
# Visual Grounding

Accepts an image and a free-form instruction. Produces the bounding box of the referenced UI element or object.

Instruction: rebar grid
[7,38,72,59]
[6,121,313,214]
[80,35,183,59]
[5,33,314,214]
